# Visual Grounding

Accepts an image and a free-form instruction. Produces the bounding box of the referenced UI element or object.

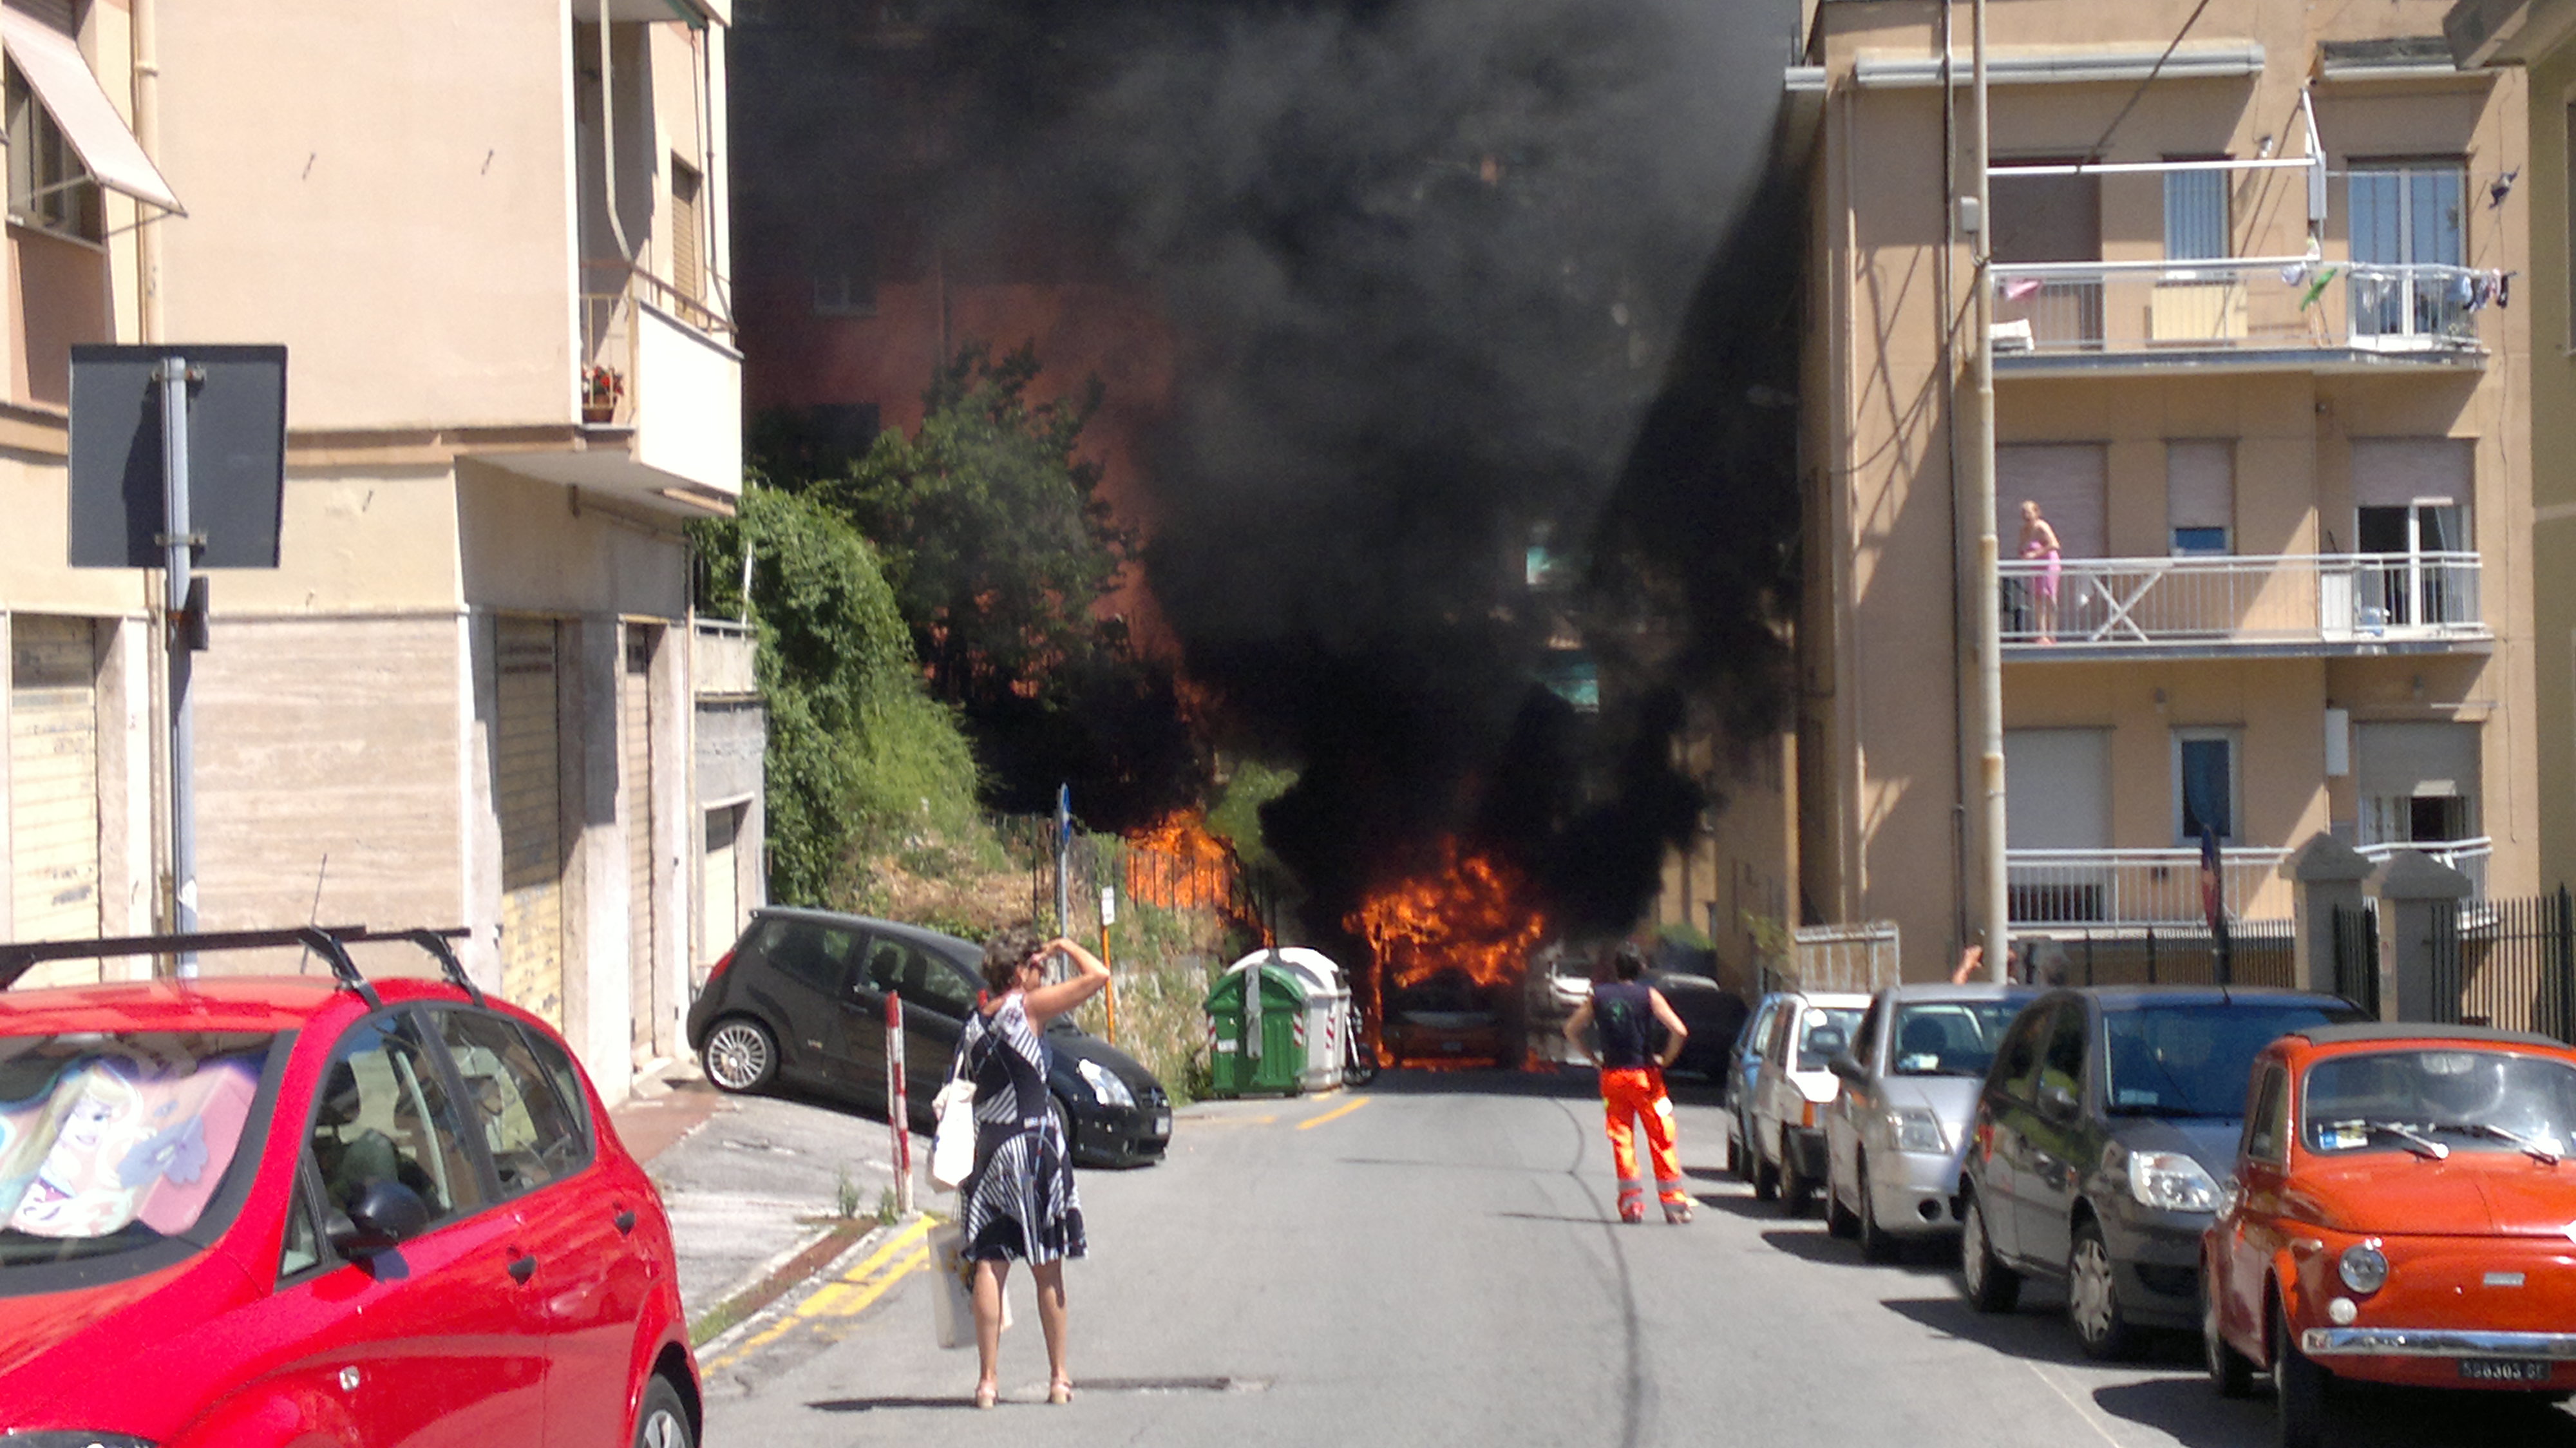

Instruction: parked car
[1382,968,1522,1069]
[1643,969,1746,1078]
[2204,1022,2576,1448]
[687,907,1171,1168]
[1724,992,1796,1177]
[0,926,701,1448]
[1823,982,2040,1259]
[1958,986,2367,1360]
[1746,991,1871,1214]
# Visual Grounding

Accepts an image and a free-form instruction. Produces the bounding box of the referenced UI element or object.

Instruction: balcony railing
[1998,552,2483,652]
[2008,838,2492,928]
[1990,259,2491,361]
[2358,837,2491,900]
[2008,848,2291,927]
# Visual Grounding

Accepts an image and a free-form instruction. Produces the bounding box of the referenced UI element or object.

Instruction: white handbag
[928,1047,978,1192]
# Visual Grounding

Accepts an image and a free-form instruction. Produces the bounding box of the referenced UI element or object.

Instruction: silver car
[1820,983,2039,1260]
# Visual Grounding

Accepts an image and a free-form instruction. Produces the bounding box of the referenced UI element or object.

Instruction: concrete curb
[690,1217,882,1350]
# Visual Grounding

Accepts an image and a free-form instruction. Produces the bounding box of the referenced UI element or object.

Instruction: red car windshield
[2304,1049,2576,1157]
[0,1032,271,1267]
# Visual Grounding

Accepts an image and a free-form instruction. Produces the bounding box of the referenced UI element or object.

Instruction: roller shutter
[2167,441,2235,546]
[624,626,659,1067]
[1998,444,2107,558]
[497,620,565,1030]
[702,805,739,968]
[10,618,100,968]
[2004,729,2111,849]
[2352,438,2470,510]
[2356,721,2480,799]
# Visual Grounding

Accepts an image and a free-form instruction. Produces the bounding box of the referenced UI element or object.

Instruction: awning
[1,8,182,214]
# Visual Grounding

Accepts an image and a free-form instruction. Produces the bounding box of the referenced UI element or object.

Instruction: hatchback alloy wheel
[703,1017,778,1093]
[634,1376,694,1448]
[2068,1221,2135,1360]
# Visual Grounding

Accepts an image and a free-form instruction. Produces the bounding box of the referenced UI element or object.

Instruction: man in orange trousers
[1563,943,1693,1224]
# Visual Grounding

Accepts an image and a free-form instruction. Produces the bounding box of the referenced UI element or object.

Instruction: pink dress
[2022,535,2060,602]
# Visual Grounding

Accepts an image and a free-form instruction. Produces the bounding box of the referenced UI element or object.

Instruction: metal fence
[2328,889,2576,1042]
[1770,922,1901,995]
[1988,259,2490,358]
[2331,902,2380,1018]
[1997,552,2484,651]
[2031,920,2297,989]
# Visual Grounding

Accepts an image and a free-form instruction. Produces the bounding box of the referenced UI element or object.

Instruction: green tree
[693,484,987,907]
[816,341,1130,716]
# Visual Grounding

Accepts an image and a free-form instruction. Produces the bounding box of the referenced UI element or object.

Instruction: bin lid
[1204,962,1309,1013]
[1222,947,1347,998]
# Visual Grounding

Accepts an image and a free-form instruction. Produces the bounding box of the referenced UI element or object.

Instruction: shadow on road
[804,1396,980,1413]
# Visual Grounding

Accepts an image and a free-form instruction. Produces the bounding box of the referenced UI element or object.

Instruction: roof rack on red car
[0,924,477,1011]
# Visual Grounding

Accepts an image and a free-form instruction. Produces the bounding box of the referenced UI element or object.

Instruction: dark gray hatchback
[1957,986,2367,1359]
[685,907,1171,1168]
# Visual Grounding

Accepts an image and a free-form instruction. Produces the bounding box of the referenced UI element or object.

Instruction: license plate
[1153,1112,1171,1137]
[2460,1359,2553,1383]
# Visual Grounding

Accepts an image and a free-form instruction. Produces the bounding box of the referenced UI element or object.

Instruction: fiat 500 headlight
[1884,1105,1946,1153]
[2125,1150,2221,1212]
[2338,1241,2389,1294]
[1076,1058,1135,1109]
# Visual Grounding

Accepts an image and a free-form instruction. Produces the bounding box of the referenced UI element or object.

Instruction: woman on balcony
[2020,499,2063,644]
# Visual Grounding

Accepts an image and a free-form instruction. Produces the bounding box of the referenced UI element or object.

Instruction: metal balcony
[2007,848,2293,928]
[1999,552,2486,659]
[1989,259,2492,373]
[2358,837,2491,900]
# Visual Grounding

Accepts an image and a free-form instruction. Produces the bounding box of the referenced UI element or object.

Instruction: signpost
[1053,783,1074,971]
[1099,884,1119,1044]
[885,991,913,1215]
[67,345,287,974]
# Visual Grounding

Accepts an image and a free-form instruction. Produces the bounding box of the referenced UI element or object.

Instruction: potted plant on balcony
[582,364,625,424]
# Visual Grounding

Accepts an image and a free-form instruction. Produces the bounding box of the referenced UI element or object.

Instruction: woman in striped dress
[959,927,1110,1408]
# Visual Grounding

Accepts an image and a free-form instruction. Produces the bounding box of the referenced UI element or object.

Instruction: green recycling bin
[1202,960,1307,1097]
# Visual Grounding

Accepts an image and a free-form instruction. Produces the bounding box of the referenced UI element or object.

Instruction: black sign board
[68,345,287,569]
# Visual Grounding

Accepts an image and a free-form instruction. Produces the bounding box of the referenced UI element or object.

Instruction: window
[433,1011,591,1197]
[2175,729,2239,844]
[5,58,100,242]
[810,229,878,318]
[2349,163,2466,340]
[278,1163,327,1282]
[310,1015,485,1223]
[1849,1002,1883,1071]
[2040,1001,2090,1105]
[1993,1005,2050,1103]
[2168,441,2233,555]
[2244,1064,2289,1162]
[2355,721,2480,847]
[757,919,862,995]
[669,158,704,303]
[2163,166,2229,262]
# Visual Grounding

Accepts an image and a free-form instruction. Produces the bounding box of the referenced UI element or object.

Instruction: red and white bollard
[885,992,913,1215]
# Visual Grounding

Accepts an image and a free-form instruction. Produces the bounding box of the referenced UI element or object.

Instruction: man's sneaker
[1663,1201,1694,1225]
[1619,1201,1647,1224]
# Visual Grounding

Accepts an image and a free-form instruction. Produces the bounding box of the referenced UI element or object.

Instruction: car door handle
[614,1208,637,1235]
[508,1254,537,1284]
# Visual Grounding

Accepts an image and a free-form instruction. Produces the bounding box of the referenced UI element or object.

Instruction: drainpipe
[132,0,162,341]
[597,14,632,264]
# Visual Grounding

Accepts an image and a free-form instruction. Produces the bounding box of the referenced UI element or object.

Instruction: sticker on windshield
[2116,1089,2159,1107]
[2329,1125,2369,1151]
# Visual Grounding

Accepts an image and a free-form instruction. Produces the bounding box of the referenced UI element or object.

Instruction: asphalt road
[701,1070,2576,1447]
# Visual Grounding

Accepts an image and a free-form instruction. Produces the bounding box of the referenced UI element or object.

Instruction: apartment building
[0,0,759,1100]
[1786,0,2534,974]
[2449,0,2576,893]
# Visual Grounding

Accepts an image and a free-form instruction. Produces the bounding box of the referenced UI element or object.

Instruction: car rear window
[0,1032,272,1264]
[2102,1002,2358,1119]
[2304,1049,2576,1157]
[1890,1001,2026,1077]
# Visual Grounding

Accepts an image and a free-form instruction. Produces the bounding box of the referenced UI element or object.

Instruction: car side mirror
[2038,1081,2079,1122]
[328,1178,431,1256]
[1827,1053,1866,1085]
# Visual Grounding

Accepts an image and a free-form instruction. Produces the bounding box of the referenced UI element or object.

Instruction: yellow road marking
[703,1216,935,1371]
[1296,1096,1370,1131]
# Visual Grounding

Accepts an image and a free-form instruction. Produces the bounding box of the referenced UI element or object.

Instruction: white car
[1820,984,2039,1259]
[1746,991,1870,1215]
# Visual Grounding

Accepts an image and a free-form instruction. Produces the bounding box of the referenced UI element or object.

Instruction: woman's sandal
[974,1383,999,1410]
[1048,1378,1075,1405]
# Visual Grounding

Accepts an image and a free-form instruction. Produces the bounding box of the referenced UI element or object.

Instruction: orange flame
[1122,810,1268,944]
[1344,840,1549,995]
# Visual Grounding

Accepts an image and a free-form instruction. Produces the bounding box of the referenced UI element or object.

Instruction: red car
[2203,1021,2576,1448]
[0,926,699,1448]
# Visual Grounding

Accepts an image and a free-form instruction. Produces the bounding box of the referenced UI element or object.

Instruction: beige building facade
[0,0,758,1100]
[2450,0,2576,894]
[1788,0,2535,977]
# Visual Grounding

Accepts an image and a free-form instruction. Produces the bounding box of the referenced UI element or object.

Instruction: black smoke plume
[737,0,1806,948]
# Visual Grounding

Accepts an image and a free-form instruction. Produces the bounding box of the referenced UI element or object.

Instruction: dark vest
[1593,980,1656,1070]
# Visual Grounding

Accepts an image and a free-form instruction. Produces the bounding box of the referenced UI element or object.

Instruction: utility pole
[159,356,200,976]
[1967,0,2009,981]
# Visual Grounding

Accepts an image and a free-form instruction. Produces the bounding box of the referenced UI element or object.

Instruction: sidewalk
[609,1062,917,1329]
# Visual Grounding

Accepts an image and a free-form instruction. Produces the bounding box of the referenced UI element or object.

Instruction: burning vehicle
[1347,842,1549,1071]
[1381,968,1523,1069]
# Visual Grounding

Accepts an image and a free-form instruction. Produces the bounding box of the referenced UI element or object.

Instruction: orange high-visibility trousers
[1600,1067,1687,1214]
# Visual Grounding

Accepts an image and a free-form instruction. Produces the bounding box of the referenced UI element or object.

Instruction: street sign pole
[1054,784,1073,971]
[158,357,200,975]
[1969,0,2010,982]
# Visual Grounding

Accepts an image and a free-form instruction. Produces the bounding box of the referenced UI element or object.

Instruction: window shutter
[2003,728,2110,849]
[1998,443,2108,557]
[2352,437,2470,509]
[2166,441,2233,535]
[2356,722,2480,799]
[669,160,703,303]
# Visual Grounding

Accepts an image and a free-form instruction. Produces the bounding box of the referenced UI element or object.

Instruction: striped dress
[955,993,1086,1263]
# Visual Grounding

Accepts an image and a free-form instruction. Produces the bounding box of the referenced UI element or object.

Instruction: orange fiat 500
[2202,1022,2576,1447]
